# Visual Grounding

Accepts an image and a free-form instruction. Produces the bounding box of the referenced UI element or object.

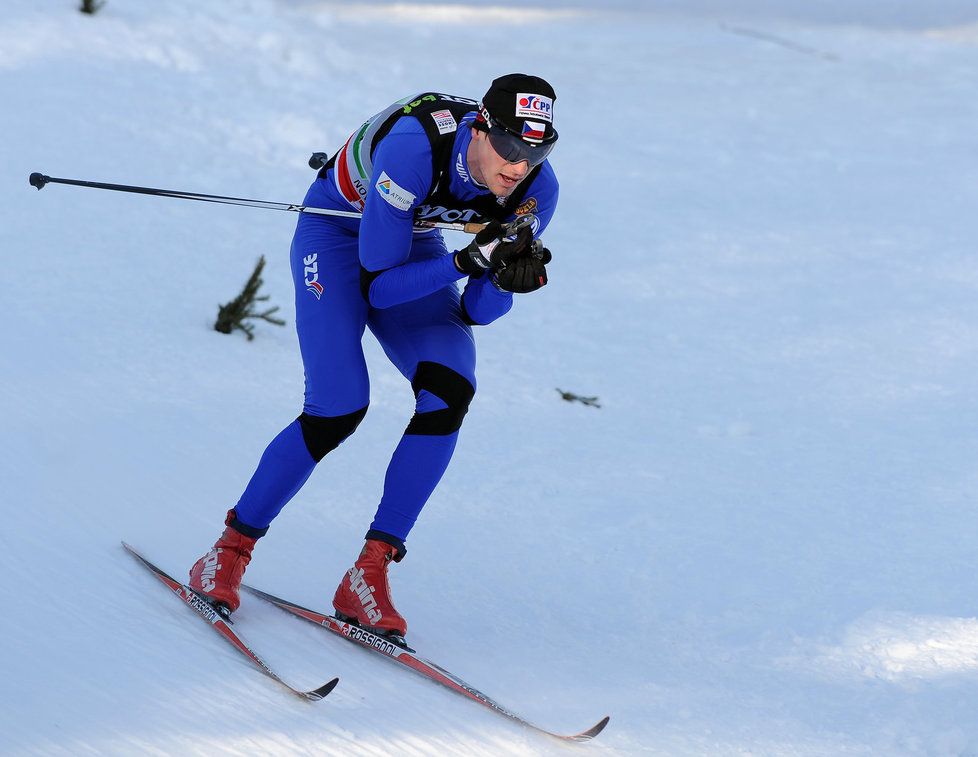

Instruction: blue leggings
[232,212,476,543]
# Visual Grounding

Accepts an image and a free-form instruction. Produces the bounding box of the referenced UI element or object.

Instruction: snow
[3,0,978,754]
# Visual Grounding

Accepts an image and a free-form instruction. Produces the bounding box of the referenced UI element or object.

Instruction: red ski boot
[332,539,408,640]
[188,510,261,616]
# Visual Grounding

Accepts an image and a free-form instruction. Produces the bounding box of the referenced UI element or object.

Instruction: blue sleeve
[460,274,513,325]
[360,119,466,309]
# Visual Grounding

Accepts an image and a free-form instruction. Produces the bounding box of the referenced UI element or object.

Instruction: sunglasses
[485,123,557,167]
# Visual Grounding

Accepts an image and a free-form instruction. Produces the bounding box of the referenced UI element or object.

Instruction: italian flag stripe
[334,135,362,209]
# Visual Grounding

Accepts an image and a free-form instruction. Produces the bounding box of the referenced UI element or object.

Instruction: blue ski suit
[231,92,558,549]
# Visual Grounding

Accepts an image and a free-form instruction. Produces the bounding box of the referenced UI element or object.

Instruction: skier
[188,74,559,644]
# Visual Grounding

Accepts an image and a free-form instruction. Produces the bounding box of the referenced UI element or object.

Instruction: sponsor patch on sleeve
[375,171,416,212]
[515,93,553,122]
[431,109,458,135]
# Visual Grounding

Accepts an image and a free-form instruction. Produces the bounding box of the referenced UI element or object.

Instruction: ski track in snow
[3,0,978,754]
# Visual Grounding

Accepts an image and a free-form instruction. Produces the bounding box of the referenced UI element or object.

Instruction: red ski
[122,542,338,702]
[242,583,609,742]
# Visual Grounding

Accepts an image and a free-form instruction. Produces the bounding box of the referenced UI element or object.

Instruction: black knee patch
[405,362,475,436]
[298,406,367,462]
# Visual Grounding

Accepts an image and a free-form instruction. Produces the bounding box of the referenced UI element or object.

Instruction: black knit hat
[478,73,558,145]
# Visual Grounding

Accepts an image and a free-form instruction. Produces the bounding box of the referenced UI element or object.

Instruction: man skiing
[188,74,559,645]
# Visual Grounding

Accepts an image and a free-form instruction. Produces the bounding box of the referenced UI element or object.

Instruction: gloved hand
[454,216,534,276]
[493,241,552,293]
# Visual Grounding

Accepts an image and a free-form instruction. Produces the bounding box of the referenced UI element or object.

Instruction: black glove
[493,241,552,293]
[454,217,534,276]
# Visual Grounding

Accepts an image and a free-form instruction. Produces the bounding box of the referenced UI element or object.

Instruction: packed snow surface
[3,1,978,754]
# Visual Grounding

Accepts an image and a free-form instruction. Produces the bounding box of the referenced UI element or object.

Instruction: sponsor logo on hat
[522,121,547,141]
[376,171,416,211]
[516,93,553,122]
[431,109,457,135]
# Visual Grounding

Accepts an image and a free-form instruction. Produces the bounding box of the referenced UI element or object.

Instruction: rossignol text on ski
[243,583,610,742]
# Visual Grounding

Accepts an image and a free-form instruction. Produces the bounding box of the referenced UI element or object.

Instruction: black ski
[122,542,338,701]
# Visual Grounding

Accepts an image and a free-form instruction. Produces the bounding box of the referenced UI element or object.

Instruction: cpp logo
[519,96,548,112]
[515,93,553,122]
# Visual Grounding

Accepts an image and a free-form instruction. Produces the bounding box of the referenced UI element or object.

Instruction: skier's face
[468,128,530,198]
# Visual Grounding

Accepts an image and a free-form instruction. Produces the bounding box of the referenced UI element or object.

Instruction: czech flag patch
[521,120,547,141]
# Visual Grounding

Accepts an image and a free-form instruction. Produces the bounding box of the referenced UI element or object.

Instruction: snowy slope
[3,1,978,754]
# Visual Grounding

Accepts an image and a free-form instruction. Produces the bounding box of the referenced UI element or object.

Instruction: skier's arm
[359,124,466,309]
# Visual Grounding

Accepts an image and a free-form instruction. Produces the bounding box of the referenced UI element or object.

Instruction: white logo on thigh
[303,253,323,299]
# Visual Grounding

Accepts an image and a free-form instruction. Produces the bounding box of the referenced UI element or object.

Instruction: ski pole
[27,172,487,234]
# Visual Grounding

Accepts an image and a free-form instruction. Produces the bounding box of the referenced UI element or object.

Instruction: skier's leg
[365,239,477,546]
[232,215,370,530]
[333,236,476,637]
[364,338,475,546]
[190,215,368,611]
